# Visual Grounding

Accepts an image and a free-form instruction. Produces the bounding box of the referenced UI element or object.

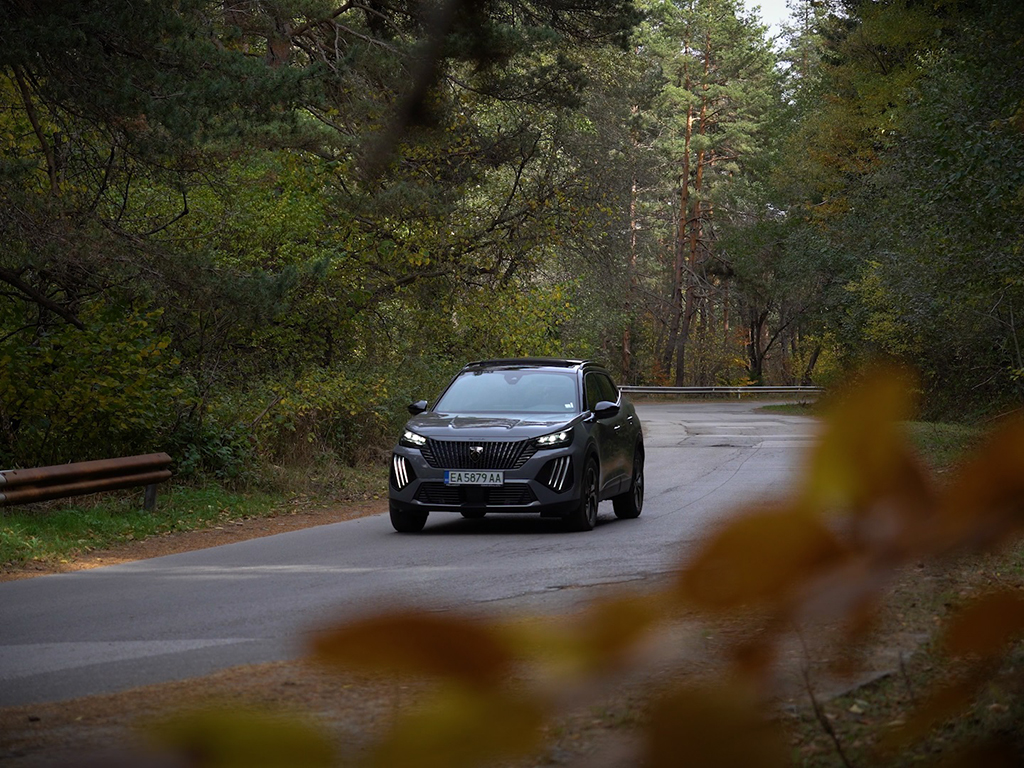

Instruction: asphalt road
[0,401,817,706]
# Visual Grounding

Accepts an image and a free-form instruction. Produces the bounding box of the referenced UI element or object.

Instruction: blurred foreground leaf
[643,684,788,768]
[362,686,544,768]
[311,610,516,690]
[938,416,1024,548]
[942,589,1024,658]
[803,365,920,511]
[571,590,668,670]
[149,707,335,768]
[677,505,848,611]
[880,670,992,750]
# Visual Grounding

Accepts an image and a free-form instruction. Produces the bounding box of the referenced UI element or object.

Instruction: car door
[584,371,630,496]
[597,371,635,492]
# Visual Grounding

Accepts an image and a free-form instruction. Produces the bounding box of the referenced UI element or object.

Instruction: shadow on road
[409,511,624,536]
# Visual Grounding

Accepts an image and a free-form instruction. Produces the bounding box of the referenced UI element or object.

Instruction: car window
[597,373,619,403]
[435,370,578,413]
[584,372,619,410]
[584,373,602,410]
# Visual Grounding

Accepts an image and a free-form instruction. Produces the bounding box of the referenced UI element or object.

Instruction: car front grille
[486,485,537,505]
[414,483,537,506]
[421,439,537,470]
[415,483,461,505]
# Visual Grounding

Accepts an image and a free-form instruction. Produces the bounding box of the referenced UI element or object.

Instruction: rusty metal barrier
[0,453,173,511]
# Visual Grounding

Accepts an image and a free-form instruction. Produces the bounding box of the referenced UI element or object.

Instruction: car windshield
[434,369,579,414]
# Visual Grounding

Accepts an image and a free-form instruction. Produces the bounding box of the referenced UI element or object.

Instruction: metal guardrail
[0,453,173,511]
[620,385,822,397]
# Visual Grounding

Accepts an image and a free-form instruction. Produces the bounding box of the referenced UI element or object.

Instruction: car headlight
[400,429,427,448]
[534,428,573,449]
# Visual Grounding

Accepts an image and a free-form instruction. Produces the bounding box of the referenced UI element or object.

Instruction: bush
[0,304,183,467]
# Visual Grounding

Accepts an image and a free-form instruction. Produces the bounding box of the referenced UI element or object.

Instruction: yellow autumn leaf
[802,364,919,511]
[676,504,848,611]
[881,671,988,750]
[310,609,517,690]
[937,415,1024,548]
[362,686,544,768]
[149,706,335,768]
[643,683,788,768]
[942,589,1024,657]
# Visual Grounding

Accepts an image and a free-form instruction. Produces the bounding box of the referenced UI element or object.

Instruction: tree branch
[11,65,59,195]
[0,267,85,330]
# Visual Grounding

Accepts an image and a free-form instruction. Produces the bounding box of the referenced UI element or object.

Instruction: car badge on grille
[469,445,484,464]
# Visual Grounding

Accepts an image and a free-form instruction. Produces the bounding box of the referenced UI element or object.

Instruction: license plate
[444,470,503,486]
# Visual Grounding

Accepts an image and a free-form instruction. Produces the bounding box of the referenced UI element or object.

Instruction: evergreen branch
[288,1,356,39]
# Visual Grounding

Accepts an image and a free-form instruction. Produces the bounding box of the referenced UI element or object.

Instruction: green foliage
[3,0,1018,484]
[257,368,394,466]
[724,0,1024,410]
[171,419,257,485]
[447,282,575,360]
[622,0,786,385]
[0,304,182,467]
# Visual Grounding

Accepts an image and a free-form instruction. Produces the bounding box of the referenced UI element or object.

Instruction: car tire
[460,510,486,519]
[390,502,428,533]
[612,444,644,520]
[567,459,600,532]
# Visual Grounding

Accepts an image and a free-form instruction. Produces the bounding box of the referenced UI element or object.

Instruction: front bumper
[388,443,581,517]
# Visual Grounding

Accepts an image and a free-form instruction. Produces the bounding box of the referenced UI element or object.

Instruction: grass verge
[761,402,983,472]
[904,421,984,472]
[0,485,279,568]
[0,461,388,568]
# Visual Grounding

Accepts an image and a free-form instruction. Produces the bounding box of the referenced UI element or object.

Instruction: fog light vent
[391,455,415,490]
[541,456,572,493]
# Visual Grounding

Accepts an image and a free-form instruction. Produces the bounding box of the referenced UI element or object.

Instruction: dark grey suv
[388,358,644,532]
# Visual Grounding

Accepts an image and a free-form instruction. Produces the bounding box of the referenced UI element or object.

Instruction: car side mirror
[593,400,620,419]
[407,400,428,415]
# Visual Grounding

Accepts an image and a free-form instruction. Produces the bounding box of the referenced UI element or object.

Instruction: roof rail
[463,358,585,369]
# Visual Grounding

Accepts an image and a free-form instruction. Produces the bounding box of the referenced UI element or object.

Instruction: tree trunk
[661,100,692,379]
[747,308,769,383]
[673,33,711,387]
[623,124,640,381]
[801,343,822,386]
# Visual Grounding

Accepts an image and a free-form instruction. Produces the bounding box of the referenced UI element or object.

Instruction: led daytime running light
[536,428,571,448]
[401,430,427,447]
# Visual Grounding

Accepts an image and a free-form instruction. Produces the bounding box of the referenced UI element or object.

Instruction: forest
[1,0,1022,474]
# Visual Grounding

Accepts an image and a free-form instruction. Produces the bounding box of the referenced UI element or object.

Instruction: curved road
[0,402,816,706]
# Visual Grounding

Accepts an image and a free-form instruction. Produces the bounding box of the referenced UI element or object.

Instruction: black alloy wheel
[569,459,600,532]
[390,503,428,533]
[613,446,644,520]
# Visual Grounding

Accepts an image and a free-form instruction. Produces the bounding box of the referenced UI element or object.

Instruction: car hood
[406,412,580,439]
